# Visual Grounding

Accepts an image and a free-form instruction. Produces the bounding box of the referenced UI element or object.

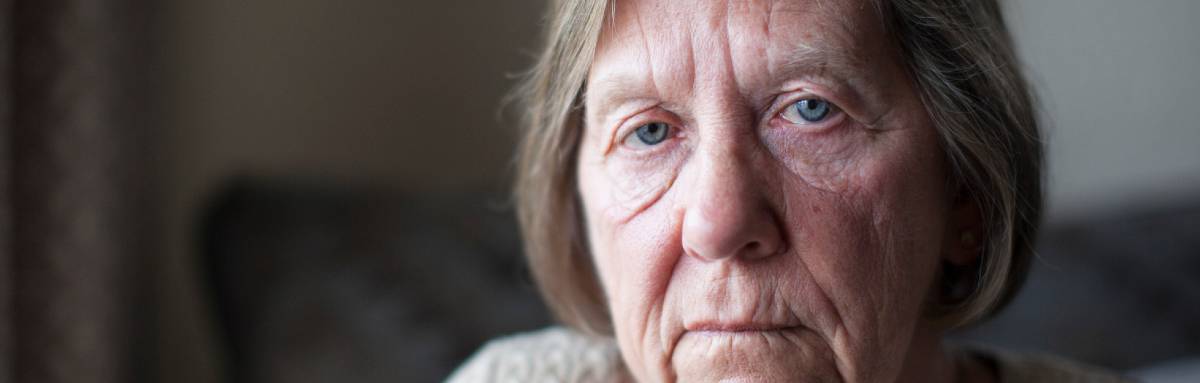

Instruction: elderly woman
[452,0,1131,381]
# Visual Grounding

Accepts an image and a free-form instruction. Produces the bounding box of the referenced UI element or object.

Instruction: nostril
[742,240,776,260]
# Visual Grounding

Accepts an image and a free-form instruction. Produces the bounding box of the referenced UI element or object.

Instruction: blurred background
[0,0,1197,382]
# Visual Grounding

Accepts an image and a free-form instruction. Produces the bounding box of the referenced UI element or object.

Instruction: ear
[943,188,983,266]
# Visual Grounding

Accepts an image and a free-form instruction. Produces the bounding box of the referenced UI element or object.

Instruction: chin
[669,328,844,383]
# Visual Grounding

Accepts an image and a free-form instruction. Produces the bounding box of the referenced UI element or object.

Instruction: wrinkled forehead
[590,0,889,91]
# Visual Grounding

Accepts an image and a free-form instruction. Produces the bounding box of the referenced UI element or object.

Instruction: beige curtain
[3,0,151,382]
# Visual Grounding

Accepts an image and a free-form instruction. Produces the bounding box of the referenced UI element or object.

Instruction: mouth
[671,320,818,370]
[685,322,804,335]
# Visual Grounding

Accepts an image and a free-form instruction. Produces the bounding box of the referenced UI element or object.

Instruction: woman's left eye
[781,98,835,124]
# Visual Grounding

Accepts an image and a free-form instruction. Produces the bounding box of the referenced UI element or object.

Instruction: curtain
[3,0,150,382]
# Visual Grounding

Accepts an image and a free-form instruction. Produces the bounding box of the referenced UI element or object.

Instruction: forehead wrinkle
[592,0,873,121]
[718,0,739,98]
[766,0,778,80]
[585,73,656,123]
[586,0,665,124]
[766,3,870,84]
[683,4,697,106]
[632,0,663,104]
[635,0,698,109]
[583,1,652,133]
[724,0,776,99]
[780,41,847,76]
[678,0,755,117]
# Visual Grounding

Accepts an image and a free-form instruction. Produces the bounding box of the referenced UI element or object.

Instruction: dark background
[155,1,545,380]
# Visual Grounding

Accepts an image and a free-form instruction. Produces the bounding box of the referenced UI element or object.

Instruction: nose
[681,146,786,262]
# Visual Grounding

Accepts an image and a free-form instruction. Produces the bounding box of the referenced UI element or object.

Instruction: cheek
[579,171,685,381]
[577,141,687,301]
[780,125,949,367]
[795,160,944,314]
[589,200,681,310]
[763,124,869,194]
[576,127,693,332]
[591,142,691,224]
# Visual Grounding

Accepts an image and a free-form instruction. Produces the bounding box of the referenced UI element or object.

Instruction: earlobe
[943,189,983,266]
[937,188,986,306]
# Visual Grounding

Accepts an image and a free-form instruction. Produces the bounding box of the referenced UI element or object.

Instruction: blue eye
[633,122,670,146]
[784,98,831,123]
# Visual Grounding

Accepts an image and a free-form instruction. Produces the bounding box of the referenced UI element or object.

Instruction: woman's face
[577,0,965,381]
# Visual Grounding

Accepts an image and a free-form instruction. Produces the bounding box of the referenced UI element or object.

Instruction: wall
[1006,0,1200,218]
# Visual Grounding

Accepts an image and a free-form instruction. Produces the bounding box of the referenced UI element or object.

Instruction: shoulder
[975,347,1135,383]
[446,327,626,383]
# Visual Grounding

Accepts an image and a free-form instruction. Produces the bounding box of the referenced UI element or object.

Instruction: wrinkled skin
[576,0,984,382]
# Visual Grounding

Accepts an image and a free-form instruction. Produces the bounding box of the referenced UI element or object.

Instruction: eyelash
[612,90,845,151]
[769,92,844,130]
[617,116,680,152]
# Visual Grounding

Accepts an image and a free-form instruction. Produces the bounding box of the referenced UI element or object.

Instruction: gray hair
[512,0,1042,334]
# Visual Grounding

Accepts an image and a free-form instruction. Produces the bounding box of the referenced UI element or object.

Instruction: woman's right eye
[623,122,671,148]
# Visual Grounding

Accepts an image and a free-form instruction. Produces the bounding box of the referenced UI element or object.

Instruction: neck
[892,321,991,383]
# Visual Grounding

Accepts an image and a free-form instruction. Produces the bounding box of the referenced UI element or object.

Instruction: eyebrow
[584,73,659,125]
[586,38,864,123]
[772,38,861,85]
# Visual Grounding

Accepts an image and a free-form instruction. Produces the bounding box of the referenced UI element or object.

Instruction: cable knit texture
[447,327,626,383]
